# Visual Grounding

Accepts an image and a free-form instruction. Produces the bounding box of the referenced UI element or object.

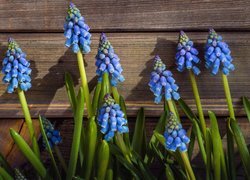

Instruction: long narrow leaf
[92,82,101,115]
[132,107,146,156]
[188,127,195,159]
[242,96,250,122]
[9,129,46,178]
[178,98,198,121]
[97,140,110,180]
[205,129,212,180]
[0,152,13,176]
[66,88,85,180]
[0,167,13,180]
[65,72,77,114]
[230,118,250,179]
[119,95,130,148]
[39,116,61,180]
[82,117,97,179]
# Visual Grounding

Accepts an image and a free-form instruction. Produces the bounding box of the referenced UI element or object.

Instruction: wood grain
[0,0,249,32]
[0,32,249,118]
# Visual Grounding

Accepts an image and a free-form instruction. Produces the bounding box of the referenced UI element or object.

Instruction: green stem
[180,152,196,180]
[189,70,206,137]
[77,51,93,117]
[112,86,120,103]
[54,146,67,173]
[17,88,40,159]
[222,74,235,119]
[167,100,179,122]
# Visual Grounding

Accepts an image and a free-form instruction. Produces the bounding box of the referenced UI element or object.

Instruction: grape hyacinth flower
[205,29,235,75]
[95,33,125,86]
[98,94,129,141]
[2,38,32,93]
[175,31,200,75]
[164,113,190,152]
[64,2,91,54]
[42,118,62,148]
[148,55,180,104]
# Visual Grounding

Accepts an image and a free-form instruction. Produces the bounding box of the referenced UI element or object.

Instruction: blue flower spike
[148,55,180,104]
[176,31,201,75]
[98,94,129,141]
[2,38,32,93]
[41,118,62,148]
[95,33,125,86]
[64,2,91,54]
[205,29,235,75]
[164,112,190,152]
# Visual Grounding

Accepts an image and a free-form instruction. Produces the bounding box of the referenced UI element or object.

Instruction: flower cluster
[205,29,235,75]
[164,113,190,152]
[42,117,62,148]
[175,31,200,75]
[95,33,125,86]
[64,3,91,54]
[2,38,32,93]
[98,94,129,141]
[148,55,180,104]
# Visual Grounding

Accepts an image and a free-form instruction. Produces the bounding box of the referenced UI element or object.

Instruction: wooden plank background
[0,0,250,167]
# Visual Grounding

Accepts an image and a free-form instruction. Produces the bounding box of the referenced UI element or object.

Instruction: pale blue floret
[98,94,129,141]
[205,29,235,76]
[164,113,190,152]
[175,31,201,75]
[149,55,180,104]
[1,38,32,93]
[64,3,91,54]
[95,33,125,86]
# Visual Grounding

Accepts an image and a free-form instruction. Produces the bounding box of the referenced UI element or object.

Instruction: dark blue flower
[148,55,180,104]
[164,113,190,152]
[95,33,125,86]
[1,38,32,93]
[98,94,129,141]
[205,29,235,75]
[175,31,200,75]
[64,2,91,54]
[42,118,62,148]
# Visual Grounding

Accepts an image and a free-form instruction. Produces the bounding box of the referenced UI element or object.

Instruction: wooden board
[0,32,249,118]
[0,0,250,32]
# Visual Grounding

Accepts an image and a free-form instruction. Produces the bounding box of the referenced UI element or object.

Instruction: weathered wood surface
[0,0,250,32]
[0,32,249,117]
[0,119,40,167]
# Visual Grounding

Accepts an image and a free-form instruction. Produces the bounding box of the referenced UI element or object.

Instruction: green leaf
[119,95,130,148]
[0,167,13,180]
[98,72,110,108]
[66,88,85,180]
[0,152,13,176]
[178,98,198,122]
[242,96,250,123]
[230,118,250,179]
[165,164,175,180]
[144,111,168,165]
[65,72,77,114]
[9,129,46,178]
[205,129,212,180]
[132,108,146,157]
[208,111,227,180]
[82,117,97,179]
[153,131,165,147]
[39,116,61,180]
[97,140,110,180]
[92,82,101,115]
[187,127,195,160]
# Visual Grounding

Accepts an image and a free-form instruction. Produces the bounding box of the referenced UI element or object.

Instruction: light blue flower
[41,117,62,148]
[1,38,32,93]
[176,31,200,75]
[164,113,190,152]
[205,29,235,75]
[64,2,91,54]
[149,55,180,104]
[98,94,129,141]
[95,33,125,86]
